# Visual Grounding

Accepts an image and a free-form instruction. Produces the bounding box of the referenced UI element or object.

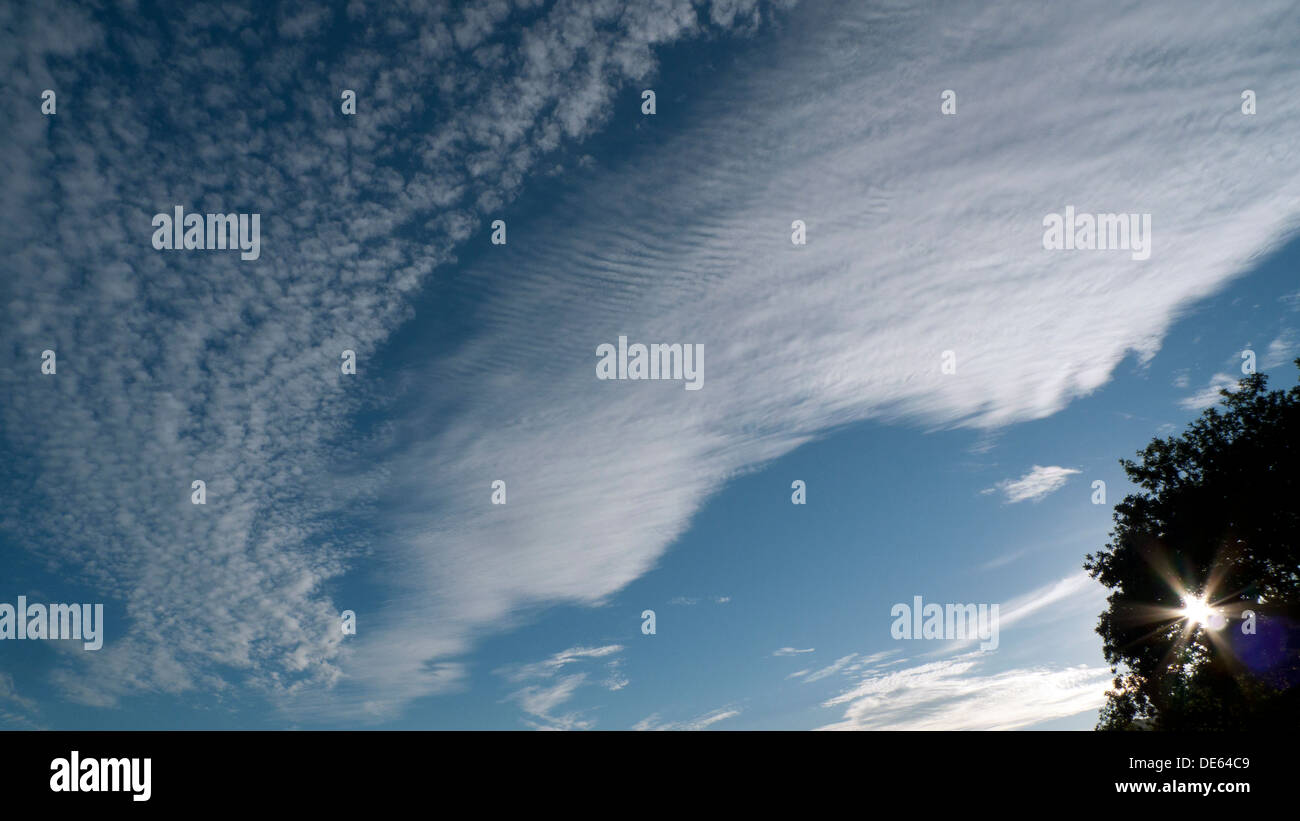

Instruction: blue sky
[1,0,1298,731]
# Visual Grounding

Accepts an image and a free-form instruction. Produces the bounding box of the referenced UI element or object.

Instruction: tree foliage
[1084,360,1300,730]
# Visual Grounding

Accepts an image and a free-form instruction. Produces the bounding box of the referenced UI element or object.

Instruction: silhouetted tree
[1084,360,1300,730]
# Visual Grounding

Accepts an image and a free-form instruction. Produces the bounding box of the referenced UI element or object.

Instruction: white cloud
[922,572,1107,657]
[817,655,1111,731]
[1179,372,1240,410]
[672,595,730,605]
[999,572,1102,630]
[503,644,624,682]
[499,644,628,730]
[603,669,630,692]
[802,654,858,683]
[807,574,1116,728]
[795,648,902,681]
[0,673,41,729]
[512,674,594,731]
[988,466,1081,503]
[633,707,741,731]
[1263,328,1297,369]
[979,546,1032,570]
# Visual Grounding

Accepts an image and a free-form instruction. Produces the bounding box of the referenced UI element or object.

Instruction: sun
[1179,594,1215,627]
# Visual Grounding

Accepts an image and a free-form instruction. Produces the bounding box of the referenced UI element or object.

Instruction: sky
[1,0,1298,731]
